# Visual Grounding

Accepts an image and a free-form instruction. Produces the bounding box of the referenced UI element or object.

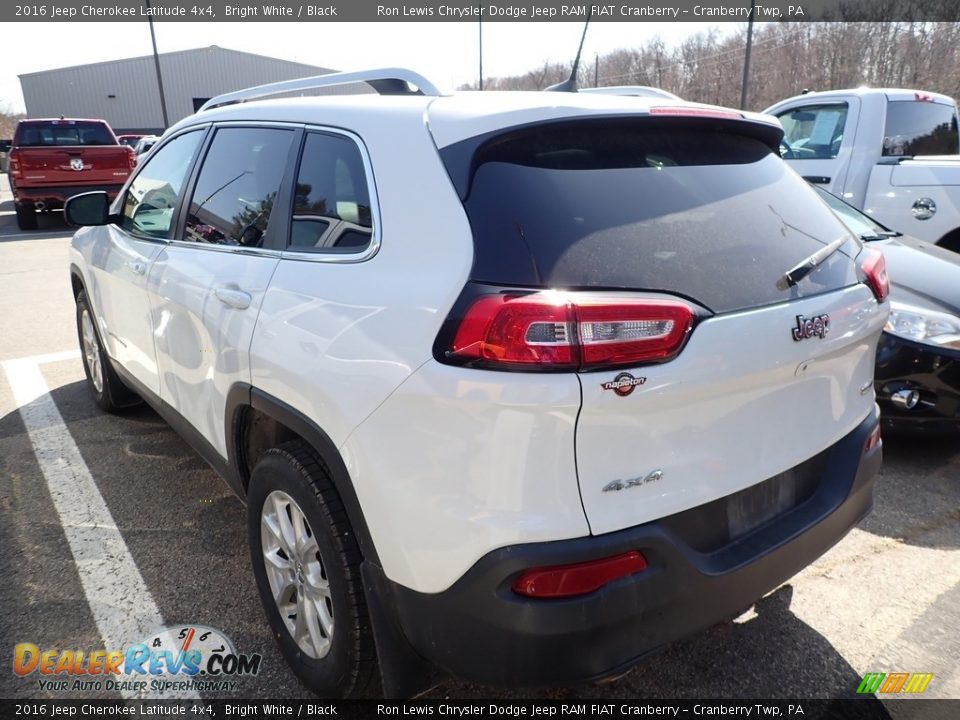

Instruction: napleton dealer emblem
[600,372,647,397]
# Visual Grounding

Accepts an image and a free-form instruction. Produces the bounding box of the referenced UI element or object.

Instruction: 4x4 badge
[601,372,647,397]
[603,470,664,493]
[792,313,830,341]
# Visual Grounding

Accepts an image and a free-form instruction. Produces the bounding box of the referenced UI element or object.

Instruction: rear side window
[775,104,848,159]
[184,127,294,247]
[287,132,373,253]
[15,120,116,146]
[452,119,861,314]
[883,100,959,156]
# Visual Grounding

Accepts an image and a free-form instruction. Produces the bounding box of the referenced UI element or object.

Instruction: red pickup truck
[8,118,135,230]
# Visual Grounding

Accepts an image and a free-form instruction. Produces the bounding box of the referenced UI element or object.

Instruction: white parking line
[2,351,199,700]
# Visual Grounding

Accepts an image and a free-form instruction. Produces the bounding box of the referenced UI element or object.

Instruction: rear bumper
[13,184,124,207]
[377,408,881,687]
[876,332,960,434]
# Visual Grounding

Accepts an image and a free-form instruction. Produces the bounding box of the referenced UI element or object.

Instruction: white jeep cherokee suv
[65,70,889,697]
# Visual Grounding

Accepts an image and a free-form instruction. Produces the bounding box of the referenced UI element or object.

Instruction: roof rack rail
[199,68,441,112]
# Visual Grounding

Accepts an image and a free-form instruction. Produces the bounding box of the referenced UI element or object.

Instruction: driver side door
[774,98,860,197]
[89,128,207,396]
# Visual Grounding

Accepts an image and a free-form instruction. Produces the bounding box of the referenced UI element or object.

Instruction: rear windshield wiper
[859,230,901,241]
[776,236,847,290]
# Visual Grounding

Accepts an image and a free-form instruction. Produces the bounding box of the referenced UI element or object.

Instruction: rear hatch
[12,120,132,186]
[439,114,888,536]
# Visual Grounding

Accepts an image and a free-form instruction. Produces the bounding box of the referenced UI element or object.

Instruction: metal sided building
[18,46,352,135]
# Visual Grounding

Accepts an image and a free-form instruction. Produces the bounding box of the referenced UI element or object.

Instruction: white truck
[765,88,960,251]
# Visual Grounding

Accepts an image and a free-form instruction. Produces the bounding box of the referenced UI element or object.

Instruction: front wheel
[75,290,141,412]
[247,441,379,697]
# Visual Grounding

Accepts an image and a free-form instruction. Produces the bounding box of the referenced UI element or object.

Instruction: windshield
[812,185,892,239]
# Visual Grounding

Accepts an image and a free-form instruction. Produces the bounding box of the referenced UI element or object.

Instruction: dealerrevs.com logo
[13,625,262,694]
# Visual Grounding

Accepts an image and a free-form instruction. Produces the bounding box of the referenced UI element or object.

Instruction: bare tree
[463,22,960,110]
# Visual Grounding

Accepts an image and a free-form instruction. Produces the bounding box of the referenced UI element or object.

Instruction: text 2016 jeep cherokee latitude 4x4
[65,70,889,697]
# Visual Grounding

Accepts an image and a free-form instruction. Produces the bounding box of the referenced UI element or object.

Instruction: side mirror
[64,192,113,227]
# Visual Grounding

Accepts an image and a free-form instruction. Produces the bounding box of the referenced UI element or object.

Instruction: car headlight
[885,301,960,349]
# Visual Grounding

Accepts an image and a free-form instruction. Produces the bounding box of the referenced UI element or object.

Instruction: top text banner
[5,0,960,23]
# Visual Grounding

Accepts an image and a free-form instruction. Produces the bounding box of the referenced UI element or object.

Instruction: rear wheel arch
[226,384,381,567]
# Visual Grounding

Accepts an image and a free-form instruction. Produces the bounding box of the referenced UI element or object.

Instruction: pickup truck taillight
[125,146,136,171]
[445,291,696,371]
[8,149,20,178]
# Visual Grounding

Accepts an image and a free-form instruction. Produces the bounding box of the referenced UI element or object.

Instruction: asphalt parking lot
[0,174,958,707]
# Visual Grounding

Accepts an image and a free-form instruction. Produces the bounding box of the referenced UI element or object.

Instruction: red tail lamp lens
[860,247,890,302]
[512,550,648,599]
[450,292,694,371]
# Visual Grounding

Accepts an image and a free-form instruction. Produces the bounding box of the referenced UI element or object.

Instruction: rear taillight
[125,147,136,171]
[512,551,648,599]
[864,424,882,453]
[448,292,695,371]
[8,149,20,178]
[859,247,890,302]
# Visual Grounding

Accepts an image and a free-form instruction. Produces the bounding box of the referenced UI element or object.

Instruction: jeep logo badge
[601,372,647,397]
[792,313,830,341]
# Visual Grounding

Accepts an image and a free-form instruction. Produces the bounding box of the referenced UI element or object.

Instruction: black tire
[75,290,142,412]
[248,441,380,698]
[15,202,37,231]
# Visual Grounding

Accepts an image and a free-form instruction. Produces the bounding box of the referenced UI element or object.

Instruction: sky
[0,21,737,113]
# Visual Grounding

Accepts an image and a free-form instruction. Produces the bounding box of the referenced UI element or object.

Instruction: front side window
[121,130,203,239]
[184,127,294,247]
[883,100,960,156]
[776,103,849,159]
[288,132,374,253]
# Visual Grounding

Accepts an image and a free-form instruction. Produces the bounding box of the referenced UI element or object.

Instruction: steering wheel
[779,138,799,160]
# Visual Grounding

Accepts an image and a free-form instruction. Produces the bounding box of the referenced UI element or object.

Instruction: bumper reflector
[512,550,648,598]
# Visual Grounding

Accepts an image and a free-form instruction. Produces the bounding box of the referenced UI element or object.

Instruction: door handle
[802,175,831,184]
[214,286,252,310]
[126,261,146,275]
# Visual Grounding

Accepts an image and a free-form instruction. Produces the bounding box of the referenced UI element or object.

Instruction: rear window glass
[453,120,861,314]
[15,121,115,146]
[883,100,959,156]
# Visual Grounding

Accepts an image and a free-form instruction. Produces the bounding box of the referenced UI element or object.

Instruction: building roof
[18,45,333,79]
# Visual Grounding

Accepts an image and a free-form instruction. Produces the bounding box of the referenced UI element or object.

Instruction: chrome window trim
[165,240,284,259]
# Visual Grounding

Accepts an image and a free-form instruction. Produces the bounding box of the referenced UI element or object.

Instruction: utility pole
[146,0,169,128]
[478,16,483,90]
[740,0,756,110]
[594,53,599,87]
